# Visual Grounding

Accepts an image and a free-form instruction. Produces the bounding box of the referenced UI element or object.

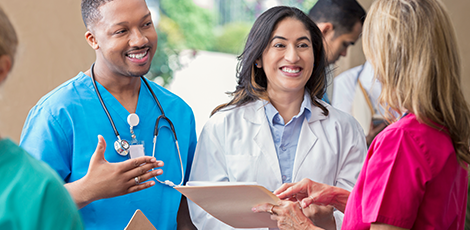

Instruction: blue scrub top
[20,72,197,230]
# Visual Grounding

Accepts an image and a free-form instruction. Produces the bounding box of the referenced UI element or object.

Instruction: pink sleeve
[361,128,432,228]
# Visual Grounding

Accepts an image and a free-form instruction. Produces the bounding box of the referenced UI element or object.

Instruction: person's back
[0,139,84,230]
[344,113,467,229]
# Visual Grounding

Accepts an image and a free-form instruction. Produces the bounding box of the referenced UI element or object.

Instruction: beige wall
[0,0,469,142]
[0,0,94,142]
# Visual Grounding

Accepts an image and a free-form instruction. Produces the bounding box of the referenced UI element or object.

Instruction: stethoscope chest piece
[114,139,130,156]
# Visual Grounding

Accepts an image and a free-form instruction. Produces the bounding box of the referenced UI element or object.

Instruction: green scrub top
[0,138,84,230]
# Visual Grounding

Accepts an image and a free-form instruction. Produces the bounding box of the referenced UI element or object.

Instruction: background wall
[0,0,469,142]
[0,0,94,141]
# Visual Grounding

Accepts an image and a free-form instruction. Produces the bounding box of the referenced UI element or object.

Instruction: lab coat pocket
[225,154,260,182]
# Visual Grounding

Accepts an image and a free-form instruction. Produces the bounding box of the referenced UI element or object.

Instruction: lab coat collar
[243,96,329,125]
[243,97,328,183]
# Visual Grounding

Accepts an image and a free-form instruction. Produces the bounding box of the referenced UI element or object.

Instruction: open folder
[175,181,279,228]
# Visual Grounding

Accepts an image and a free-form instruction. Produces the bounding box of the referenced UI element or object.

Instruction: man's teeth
[281,67,300,73]
[128,51,147,59]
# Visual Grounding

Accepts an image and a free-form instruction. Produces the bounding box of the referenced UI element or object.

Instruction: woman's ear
[85,31,99,50]
[255,59,262,68]
[0,55,12,85]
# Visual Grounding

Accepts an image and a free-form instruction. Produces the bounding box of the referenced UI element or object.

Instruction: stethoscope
[90,63,184,187]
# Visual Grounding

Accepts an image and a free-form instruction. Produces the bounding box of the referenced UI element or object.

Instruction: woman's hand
[253,200,322,230]
[275,178,350,213]
[301,204,336,229]
[65,135,164,209]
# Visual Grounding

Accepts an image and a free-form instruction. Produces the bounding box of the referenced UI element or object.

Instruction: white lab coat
[188,99,367,230]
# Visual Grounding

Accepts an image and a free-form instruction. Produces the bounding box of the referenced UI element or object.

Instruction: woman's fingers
[273,183,295,195]
[252,203,276,214]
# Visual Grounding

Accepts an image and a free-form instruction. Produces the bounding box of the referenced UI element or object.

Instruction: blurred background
[0,0,469,140]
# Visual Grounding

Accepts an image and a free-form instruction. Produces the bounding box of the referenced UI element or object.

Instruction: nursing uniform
[20,72,197,230]
[343,113,468,229]
[0,139,84,229]
[188,94,367,230]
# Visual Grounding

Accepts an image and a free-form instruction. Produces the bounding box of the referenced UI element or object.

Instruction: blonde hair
[363,0,470,166]
[0,6,18,63]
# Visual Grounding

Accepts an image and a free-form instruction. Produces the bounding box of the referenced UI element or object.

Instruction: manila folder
[124,209,157,230]
[175,184,279,228]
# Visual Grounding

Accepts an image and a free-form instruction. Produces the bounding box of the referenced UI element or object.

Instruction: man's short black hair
[81,0,114,29]
[308,0,366,37]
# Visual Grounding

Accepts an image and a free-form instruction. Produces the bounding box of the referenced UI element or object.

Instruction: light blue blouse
[264,92,312,183]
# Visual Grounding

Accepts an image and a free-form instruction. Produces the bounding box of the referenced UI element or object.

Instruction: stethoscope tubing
[90,63,184,187]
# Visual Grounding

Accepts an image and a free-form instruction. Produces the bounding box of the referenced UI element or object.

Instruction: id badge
[129,141,145,159]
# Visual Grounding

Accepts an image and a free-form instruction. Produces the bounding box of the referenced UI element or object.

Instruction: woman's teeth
[281,67,300,73]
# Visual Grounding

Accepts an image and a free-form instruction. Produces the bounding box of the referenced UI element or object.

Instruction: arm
[64,135,164,209]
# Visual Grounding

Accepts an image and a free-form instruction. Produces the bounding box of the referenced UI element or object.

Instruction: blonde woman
[253,0,470,229]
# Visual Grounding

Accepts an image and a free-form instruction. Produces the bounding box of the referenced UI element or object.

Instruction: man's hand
[65,135,164,209]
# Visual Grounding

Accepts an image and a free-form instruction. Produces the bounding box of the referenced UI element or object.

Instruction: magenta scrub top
[343,113,468,229]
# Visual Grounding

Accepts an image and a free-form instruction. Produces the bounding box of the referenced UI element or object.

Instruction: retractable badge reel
[127,113,146,159]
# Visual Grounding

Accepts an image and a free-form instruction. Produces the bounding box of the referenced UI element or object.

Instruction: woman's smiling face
[259,17,314,96]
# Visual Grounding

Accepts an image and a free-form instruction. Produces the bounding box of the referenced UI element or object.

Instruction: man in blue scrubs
[19,0,197,229]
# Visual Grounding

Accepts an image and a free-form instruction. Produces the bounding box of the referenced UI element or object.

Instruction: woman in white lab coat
[188,6,367,230]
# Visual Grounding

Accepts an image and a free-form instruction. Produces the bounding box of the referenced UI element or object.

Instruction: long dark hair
[212,6,328,116]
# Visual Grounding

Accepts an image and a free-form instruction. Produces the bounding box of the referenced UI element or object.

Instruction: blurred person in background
[308,0,366,103]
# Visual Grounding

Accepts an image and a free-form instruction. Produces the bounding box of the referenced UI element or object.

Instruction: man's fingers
[125,161,163,178]
[121,156,163,172]
[90,135,107,164]
[138,169,163,182]
[127,181,156,193]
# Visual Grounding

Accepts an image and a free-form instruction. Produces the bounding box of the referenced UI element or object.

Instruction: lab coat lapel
[245,101,283,184]
[292,118,317,180]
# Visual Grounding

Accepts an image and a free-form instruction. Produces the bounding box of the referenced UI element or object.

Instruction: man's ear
[0,55,12,85]
[85,31,99,50]
[316,22,335,38]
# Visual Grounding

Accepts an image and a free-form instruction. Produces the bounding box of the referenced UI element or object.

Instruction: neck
[85,62,141,113]
[268,89,305,124]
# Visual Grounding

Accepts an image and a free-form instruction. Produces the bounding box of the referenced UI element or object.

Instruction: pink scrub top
[343,113,468,229]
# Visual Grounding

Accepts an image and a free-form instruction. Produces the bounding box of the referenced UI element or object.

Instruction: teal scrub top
[0,138,84,230]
